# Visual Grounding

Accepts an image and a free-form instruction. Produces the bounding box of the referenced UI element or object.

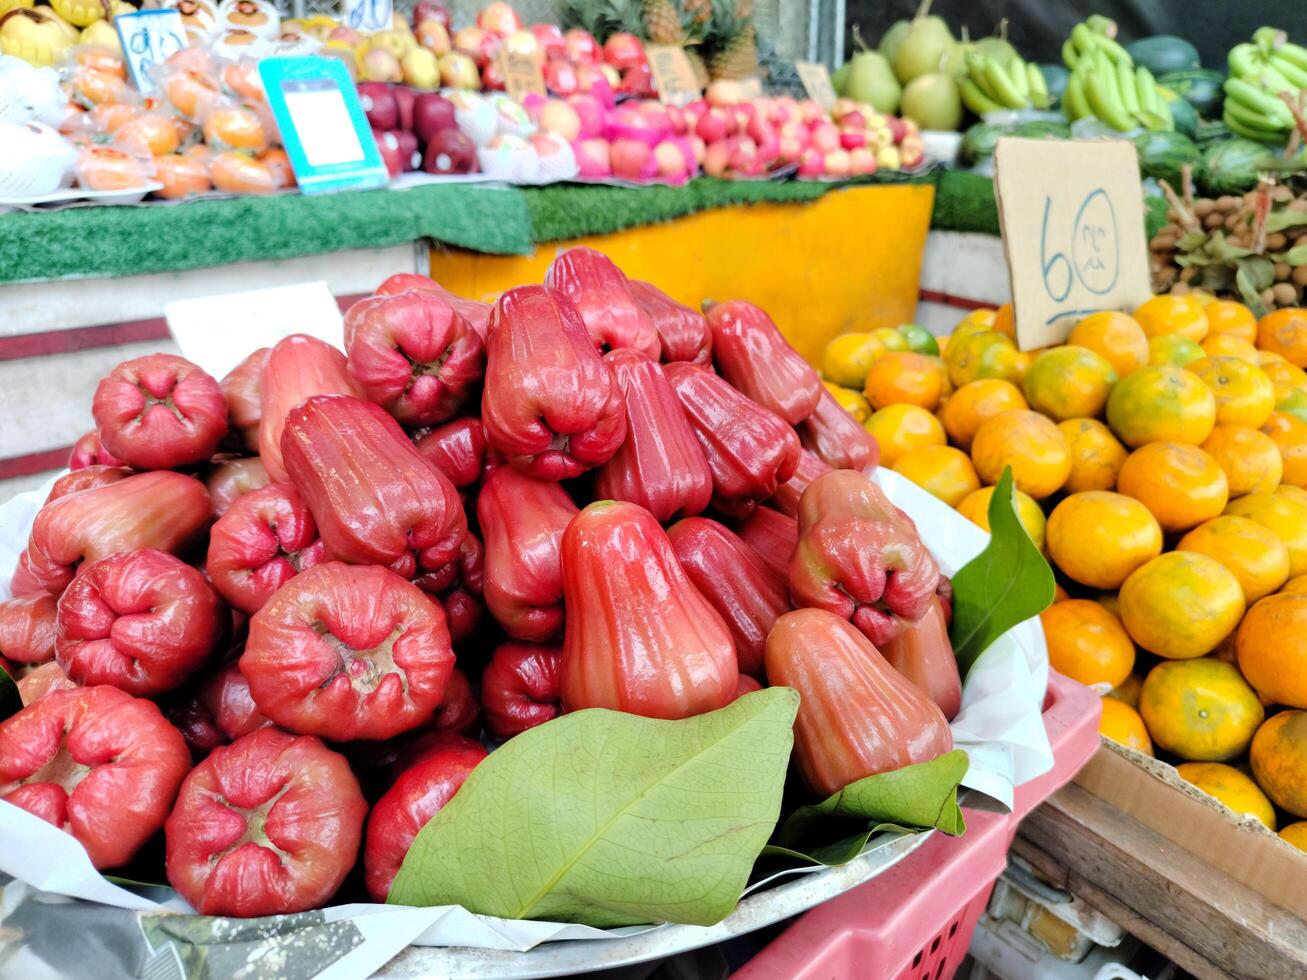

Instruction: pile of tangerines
[820,299,1307,851]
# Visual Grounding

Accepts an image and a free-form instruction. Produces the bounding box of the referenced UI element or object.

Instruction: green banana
[1063,70,1090,120]
[1254,63,1299,94]
[1007,55,1030,99]
[1224,108,1290,143]
[983,56,1027,108]
[1027,62,1050,109]
[1117,60,1141,115]
[960,77,1004,115]
[1087,29,1133,68]
[1062,39,1080,70]
[1253,26,1287,53]
[1268,51,1307,88]
[1273,40,1307,72]
[1224,76,1295,125]
[1153,89,1174,130]
[1085,70,1135,130]
[1135,66,1161,116]
[1085,14,1117,37]
[1229,42,1264,78]
[1223,96,1290,133]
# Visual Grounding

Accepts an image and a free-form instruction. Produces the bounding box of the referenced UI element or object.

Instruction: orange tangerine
[1257,308,1307,368]
[1274,387,1307,425]
[863,404,945,467]
[1282,574,1307,595]
[1068,311,1149,377]
[75,146,153,191]
[1107,669,1141,707]
[949,309,997,349]
[1204,300,1258,344]
[864,351,944,411]
[258,148,295,189]
[1116,442,1228,533]
[209,151,279,195]
[1148,333,1206,367]
[1260,358,1307,399]
[203,105,269,153]
[970,409,1071,499]
[1250,711,1307,819]
[1106,365,1216,447]
[1021,346,1118,421]
[956,485,1046,550]
[152,153,211,199]
[1277,484,1307,507]
[162,67,220,121]
[1281,822,1307,852]
[1176,762,1277,829]
[1261,411,1307,488]
[1100,696,1152,753]
[1201,333,1260,363]
[1045,491,1163,589]
[992,302,1015,339]
[1190,356,1275,428]
[945,330,1024,387]
[1201,425,1283,496]
[1119,552,1245,660]
[823,382,871,424]
[1177,515,1290,603]
[1237,594,1307,710]
[1041,599,1135,690]
[939,379,1027,449]
[892,445,981,507]
[114,113,180,157]
[1140,659,1264,761]
[1097,591,1122,618]
[822,332,886,389]
[1058,418,1128,493]
[1134,294,1209,343]
[1224,492,1307,578]
[1053,583,1071,603]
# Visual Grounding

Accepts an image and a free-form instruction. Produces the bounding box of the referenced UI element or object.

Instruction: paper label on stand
[795,61,837,110]
[164,282,345,380]
[993,137,1151,350]
[115,10,187,93]
[646,45,701,106]
[498,50,547,102]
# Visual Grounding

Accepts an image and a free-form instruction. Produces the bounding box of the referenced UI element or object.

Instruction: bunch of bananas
[959,51,1050,114]
[1061,19,1172,132]
[1224,27,1306,144]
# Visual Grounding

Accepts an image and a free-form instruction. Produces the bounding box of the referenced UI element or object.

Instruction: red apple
[610,136,653,179]
[695,107,731,143]
[481,58,505,90]
[703,139,730,178]
[603,32,645,71]
[416,20,451,54]
[568,93,605,137]
[390,84,415,131]
[849,146,877,176]
[362,49,403,84]
[837,109,866,130]
[797,146,824,177]
[809,121,840,154]
[886,116,907,144]
[666,104,686,135]
[537,98,581,141]
[452,27,495,67]
[839,129,867,150]
[573,137,611,178]
[412,91,456,143]
[823,148,851,178]
[798,100,825,125]
[564,28,599,65]
[531,23,565,60]
[899,132,924,169]
[574,64,614,103]
[620,62,653,97]
[376,131,405,176]
[438,51,480,89]
[424,127,477,174]
[358,81,399,131]
[544,59,578,96]
[689,134,705,164]
[653,139,691,181]
[412,0,450,31]
[477,1,522,38]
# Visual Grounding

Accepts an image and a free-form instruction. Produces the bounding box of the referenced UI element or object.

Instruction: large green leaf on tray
[949,466,1055,678]
[764,750,969,866]
[388,687,799,927]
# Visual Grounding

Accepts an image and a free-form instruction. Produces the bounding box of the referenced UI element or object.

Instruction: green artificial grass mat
[932,170,1000,236]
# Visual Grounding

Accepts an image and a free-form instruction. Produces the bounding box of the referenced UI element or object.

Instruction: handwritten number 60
[1040,196,1072,303]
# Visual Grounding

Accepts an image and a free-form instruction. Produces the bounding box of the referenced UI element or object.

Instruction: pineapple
[705,0,757,80]
[642,0,681,44]
[602,0,647,40]
[559,0,607,39]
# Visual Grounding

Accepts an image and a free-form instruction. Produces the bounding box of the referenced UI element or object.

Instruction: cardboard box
[1074,740,1307,919]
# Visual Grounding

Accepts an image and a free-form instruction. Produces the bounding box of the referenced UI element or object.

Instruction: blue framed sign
[258,56,389,195]
[115,9,187,93]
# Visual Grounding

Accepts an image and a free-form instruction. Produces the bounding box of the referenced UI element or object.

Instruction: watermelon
[1161,89,1198,138]
[1199,138,1274,196]
[1159,69,1225,119]
[959,122,1008,166]
[1134,131,1202,187]
[1195,118,1236,148]
[1126,36,1201,76]
[1013,120,1072,140]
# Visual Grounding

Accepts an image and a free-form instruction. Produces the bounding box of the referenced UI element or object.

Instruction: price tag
[342,0,393,33]
[993,137,1152,351]
[165,282,346,381]
[794,61,836,110]
[645,45,701,106]
[258,56,389,196]
[497,49,546,102]
[114,10,187,93]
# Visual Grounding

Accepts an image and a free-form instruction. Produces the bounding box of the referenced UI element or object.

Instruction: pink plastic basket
[734,670,1102,980]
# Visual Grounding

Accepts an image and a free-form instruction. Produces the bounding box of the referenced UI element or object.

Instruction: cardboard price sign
[646,45,701,106]
[794,61,836,110]
[993,137,1152,351]
[498,49,546,102]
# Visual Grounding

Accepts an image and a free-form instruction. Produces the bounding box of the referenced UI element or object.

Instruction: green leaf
[949,467,1055,678]
[764,751,969,866]
[1266,209,1307,233]
[388,688,799,927]
[1235,256,1275,315]
[0,662,19,723]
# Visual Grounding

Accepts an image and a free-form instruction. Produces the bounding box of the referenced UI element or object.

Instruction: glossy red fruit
[165,694,227,760]
[733,674,763,700]
[67,430,123,470]
[789,470,941,648]
[205,456,270,518]
[364,733,487,901]
[734,506,799,581]
[24,471,211,596]
[376,273,491,340]
[481,641,561,738]
[207,482,327,615]
[0,686,191,868]
[413,531,485,644]
[664,362,800,518]
[44,465,129,502]
[258,334,363,483]
[627,279,711,364]
[477,462,577,642]
[0,593,58,665]
[281,394,467,579]
[165,728,367,916]
[543,247,660,357]
[799,387,881,471]
[430,667,480,735]
[666,517,788,678]
[344,289,484,426]
[56,548,226,696]
[196,663,268,740]
[705,300,821,425]
[413,416,486,489]
[16,661,75,706]
[560,500,738,718]
[769,448,834,519]
[765,609,953,797]
[92,353,228,470]
[241,562,455,742]
[219,347,270,453]
[594,349,713,522]
[482,285,627,480]
[881,596,961,720]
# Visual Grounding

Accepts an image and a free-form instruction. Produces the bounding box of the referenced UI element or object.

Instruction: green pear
[901,72,963,131]
[879,19,910,63]
[845,50,902,114]
[891,0,956,83]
